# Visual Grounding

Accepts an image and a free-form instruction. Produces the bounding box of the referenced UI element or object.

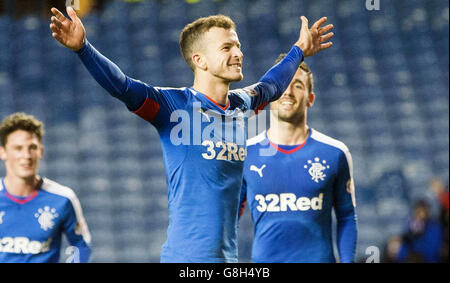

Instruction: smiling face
[197,27,244,83]
[270,66,315,124]
[0,130,43,181]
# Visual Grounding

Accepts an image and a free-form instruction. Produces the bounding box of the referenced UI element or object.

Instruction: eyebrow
[11,142,39,147]
[293,79,305,87]
[220,41,241,49]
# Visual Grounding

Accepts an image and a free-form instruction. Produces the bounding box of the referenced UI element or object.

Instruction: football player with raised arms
[49,5,333,262]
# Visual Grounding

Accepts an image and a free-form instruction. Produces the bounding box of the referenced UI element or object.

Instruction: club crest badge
[35,206,59,231]
[304,157,330,183]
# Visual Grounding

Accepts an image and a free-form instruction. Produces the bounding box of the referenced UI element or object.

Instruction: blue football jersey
[0,178,91,263]
[240,129,357,263]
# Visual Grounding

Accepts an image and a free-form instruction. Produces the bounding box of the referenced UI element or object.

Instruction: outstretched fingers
[315,19,333,52]
[49,6,86,51]
[49,22,62,39]
[50,16,64,30]
[319,41,333,51]
[311,17,328,30]
[49,16,66,44]
[51,31,64,43]
[320,32,334,43]
[318,24,334,36]
[66,6,80,24]
[51,7,68,23]
[49,21,60,36]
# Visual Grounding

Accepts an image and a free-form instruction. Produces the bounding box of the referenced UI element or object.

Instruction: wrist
[295,42,307,56]
[74,37,87,53]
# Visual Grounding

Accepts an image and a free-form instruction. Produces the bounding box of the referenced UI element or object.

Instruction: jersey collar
[189,87,230,112]
[1,178,42,205]
[266,127,312,154]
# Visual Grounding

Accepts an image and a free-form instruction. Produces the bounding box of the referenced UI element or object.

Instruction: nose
[282,86,294,98]
[21,148,33,159]
[233,46,243,60]
[22,150,32,159]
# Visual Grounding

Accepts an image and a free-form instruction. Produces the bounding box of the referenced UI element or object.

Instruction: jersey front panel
[242,129,354,263]
[0,178,91,263]
[137,87,250,262]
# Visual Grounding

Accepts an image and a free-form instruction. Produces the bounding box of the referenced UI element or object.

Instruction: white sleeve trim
[310,129,356,207]
[41,178,92,243]
[247,131,267,146]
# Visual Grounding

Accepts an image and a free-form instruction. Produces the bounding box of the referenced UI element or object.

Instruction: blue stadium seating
[0,0,447,263]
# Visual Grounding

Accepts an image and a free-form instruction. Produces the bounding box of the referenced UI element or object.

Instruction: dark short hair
[0,112,44,146]
[275,53,314,93]
[180,14,236,71]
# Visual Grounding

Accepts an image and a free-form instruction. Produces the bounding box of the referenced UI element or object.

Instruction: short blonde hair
[0,112,44,146]
[180,14,236,71]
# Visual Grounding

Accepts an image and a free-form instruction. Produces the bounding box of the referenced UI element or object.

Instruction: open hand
[49,6,86,51]
[296,16,334,57]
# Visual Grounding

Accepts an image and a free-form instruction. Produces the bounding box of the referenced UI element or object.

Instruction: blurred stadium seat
[0,0,447,263]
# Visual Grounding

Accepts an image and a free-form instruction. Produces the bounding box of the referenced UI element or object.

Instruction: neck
[267,116,309,145]
[3,175,40,197]
[193,73,230,105]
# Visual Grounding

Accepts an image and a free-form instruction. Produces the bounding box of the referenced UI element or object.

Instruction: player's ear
[0,146,6,161]
[192,53,207,71]
[307,92,315,107]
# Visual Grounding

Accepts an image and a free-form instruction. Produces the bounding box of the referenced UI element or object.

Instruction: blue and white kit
[240,129,357,263]
[0,178,91,263]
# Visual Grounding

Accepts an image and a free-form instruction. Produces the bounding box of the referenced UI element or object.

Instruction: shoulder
[228,90,246,103]
[151,86,191,103]
[40,178,80,208]
[41,179,91,242]
[247,131,267,147]
[155,86,190,97]
[155,86,189,92]
[310,129,355,186]
[310,128,353,170]
[230,84,259,98]
[229,87,257,110]
[310,128,351,156]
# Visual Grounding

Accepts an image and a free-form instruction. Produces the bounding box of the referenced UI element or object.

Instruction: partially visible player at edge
[239,56,357,263]
[0,113,91,263]
[49,6,334,262]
